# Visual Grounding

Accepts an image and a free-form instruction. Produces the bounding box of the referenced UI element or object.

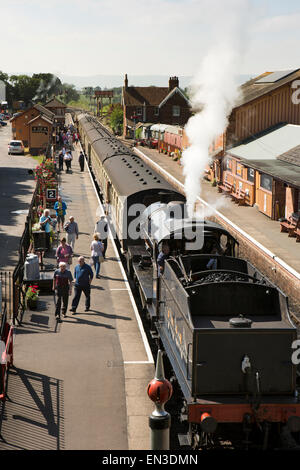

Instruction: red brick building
[122,75,191,137]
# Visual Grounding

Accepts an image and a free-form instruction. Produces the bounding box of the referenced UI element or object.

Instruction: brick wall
[125,93,191,127]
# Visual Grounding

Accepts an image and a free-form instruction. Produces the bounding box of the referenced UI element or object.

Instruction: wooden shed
[27,114,53,155]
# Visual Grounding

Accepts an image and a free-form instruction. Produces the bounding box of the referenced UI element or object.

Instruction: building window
[172,105,180,117]
[154,107,159,116]
[247,167,254,182]
[136,107,142,115]
[225,158,232,172]
[260,173,272,192]
[236,163,242,177]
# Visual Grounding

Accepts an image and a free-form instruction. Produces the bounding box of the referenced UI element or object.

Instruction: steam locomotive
[76,112,300,449]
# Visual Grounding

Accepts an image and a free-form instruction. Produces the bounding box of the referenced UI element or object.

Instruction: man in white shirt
[94,215,108,258]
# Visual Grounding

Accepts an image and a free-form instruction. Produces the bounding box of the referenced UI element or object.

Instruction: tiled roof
[278,145,300,167]
[34,103,55,118]
[235,69,300,108]
[123,86,170,106]
[45,97,66,108]
[27,114,54,125]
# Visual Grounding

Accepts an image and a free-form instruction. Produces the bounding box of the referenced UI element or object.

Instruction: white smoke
[182,0,250,217]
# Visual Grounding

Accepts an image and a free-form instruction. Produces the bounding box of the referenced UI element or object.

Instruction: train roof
[79,113,185,198]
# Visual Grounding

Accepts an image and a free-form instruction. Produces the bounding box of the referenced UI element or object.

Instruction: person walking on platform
[54,196,67,232]
[56,237,73,270]
[53,262,73,321]
[90,234,104,279]
[58,151,64,172]
[39,209,54,253]
[64,152,72,173]
[70,256,93,313]
[78,151,85,172]
[94,215,108,258]
[64,216,79,250]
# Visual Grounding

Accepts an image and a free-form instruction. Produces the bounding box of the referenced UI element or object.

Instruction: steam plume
[182,1,249,217]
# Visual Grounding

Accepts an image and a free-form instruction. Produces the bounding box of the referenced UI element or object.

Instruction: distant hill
[58,74,254,90]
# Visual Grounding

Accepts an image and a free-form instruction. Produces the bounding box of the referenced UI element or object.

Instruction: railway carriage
[77,113,185,250]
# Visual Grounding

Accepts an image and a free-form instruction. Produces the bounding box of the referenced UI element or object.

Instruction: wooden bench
[231,189,246,206]
[217,181,233,194]
[280,218,298,237]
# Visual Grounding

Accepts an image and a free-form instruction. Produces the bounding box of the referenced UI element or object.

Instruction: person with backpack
[94,215,108,258]
[64,216,79,250]
[90,234,104,279]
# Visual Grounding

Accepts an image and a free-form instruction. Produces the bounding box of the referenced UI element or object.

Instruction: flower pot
[27,298,38,310]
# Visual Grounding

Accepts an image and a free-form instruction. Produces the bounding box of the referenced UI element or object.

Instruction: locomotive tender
[76,112,300,448]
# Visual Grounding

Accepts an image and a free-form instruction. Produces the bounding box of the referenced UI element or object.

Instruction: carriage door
[88,143,91,167]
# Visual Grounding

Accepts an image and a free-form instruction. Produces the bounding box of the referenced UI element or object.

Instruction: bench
[231,189,246,206]
[217,181,233,194]
[280,218,298,237]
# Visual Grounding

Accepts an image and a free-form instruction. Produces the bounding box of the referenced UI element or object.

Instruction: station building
[224,124,300,219]
[122,74,191,138]
[10,104,54,150]
[207,69,300,219]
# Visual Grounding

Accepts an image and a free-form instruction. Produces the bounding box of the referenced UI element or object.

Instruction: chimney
[124,74,128,89]
[169,76,179,91]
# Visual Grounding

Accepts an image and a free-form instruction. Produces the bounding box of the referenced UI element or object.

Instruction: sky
[1,0,300,80]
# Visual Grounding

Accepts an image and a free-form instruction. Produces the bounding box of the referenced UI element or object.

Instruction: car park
[8,140,24,155]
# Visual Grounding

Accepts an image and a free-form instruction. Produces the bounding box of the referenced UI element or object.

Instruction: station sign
[32,126,48,134]
[94,90,114,98]
[46,188,57,200]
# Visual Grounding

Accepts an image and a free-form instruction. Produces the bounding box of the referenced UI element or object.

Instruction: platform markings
[72,117,154,364]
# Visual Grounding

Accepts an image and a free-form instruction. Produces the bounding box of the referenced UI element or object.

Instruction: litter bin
[32,231,47,250]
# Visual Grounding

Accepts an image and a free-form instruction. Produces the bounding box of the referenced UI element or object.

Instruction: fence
[0,272,13,325]
[12,186,38,324]
[12,148,56,324]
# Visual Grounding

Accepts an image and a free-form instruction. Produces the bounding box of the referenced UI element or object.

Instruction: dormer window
[172,105,180,116]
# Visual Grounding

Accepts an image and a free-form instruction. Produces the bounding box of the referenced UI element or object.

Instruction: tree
[9,74,40,105]
[110,104,123,134]
[32,73,62,102]
[61,83,80,103]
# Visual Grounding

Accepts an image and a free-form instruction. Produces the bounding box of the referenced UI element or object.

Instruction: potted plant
[26,285,39,310]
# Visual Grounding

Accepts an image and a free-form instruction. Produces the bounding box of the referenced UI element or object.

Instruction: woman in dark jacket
[78,152,85,172]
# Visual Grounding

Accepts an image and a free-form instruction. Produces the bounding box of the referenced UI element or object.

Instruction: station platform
[0,138,154,450]
[129,144,300,315]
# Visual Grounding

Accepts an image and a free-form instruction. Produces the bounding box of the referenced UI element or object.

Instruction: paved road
[0,123,37,271]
